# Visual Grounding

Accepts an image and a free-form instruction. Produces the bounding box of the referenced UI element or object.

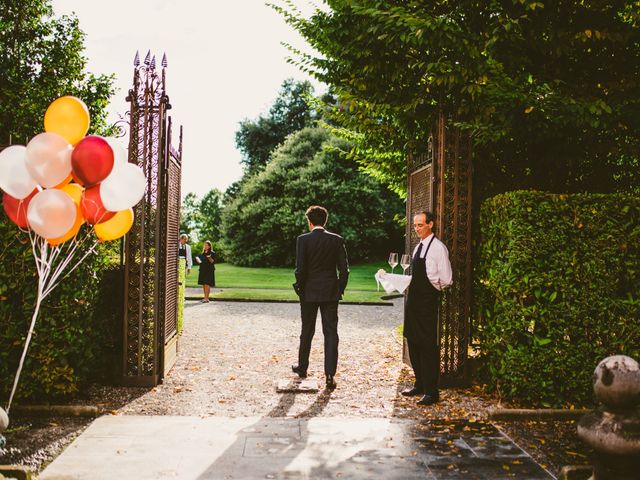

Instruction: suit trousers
[406,300,440,396]
[298,301,339,376]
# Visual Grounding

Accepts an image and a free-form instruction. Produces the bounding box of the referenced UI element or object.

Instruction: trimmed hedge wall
[0,218,121,403]
[475,191,640,407]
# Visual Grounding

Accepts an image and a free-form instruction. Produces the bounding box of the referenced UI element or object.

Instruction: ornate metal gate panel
[406,111,473,386]
[121,52,182,386]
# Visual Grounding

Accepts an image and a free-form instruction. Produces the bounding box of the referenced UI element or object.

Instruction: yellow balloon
[48,205,83,246]
[94,208,134,241]
[44,96,90,145]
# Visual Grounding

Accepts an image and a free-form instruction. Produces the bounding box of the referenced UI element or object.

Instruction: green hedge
[0,218,120,403]
[475,191,640,407]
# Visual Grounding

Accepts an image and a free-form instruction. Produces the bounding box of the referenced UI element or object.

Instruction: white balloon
[104,137,128,167]
[0,406,8,432]
[27,189,76,238]
[0,145,38,199]
[100,163,146,211]
[25,133,72,188]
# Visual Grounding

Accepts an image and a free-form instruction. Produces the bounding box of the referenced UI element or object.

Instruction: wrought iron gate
[121,51,183,386]
[406,111,473,386]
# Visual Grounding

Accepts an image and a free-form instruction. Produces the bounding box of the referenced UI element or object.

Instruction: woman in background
[197,240,215,303]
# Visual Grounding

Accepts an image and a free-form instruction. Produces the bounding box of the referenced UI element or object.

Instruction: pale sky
[52,0,323,198]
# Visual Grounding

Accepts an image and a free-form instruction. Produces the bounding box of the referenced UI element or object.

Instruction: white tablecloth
[374,270,411,294]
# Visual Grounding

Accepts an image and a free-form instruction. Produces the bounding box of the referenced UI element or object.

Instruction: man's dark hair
[305,205,328,226]
[416,210,436,224]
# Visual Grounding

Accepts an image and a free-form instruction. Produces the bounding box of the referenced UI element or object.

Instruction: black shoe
[401,387,422,397]
[326,375,336,390]
[291,365,307,378]
[417,394,439,406]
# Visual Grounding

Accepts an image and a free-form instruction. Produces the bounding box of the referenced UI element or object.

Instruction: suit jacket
[294,228,349,302]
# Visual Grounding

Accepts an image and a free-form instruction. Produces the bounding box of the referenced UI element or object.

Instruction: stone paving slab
[276,379,319,393]
[39,416,553,480]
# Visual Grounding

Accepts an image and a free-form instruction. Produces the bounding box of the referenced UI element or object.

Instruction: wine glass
[388,252,398,274]
[400,254,411,275]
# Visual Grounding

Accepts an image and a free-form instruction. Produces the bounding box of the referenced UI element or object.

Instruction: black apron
[404,236,440,344]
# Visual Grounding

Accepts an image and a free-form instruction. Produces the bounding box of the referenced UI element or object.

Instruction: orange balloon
[59,182,84,205]
[44,96,90,145]
[48,205,83,246]
[94,208,134,241]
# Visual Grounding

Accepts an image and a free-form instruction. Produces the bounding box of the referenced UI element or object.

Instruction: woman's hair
[203,240,212,252]
[180,233,188,241]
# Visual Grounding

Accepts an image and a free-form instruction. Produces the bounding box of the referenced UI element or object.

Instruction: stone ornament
[592,355,640,409]
[577,355,640,479]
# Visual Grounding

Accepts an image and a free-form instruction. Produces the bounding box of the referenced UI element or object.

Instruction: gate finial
[150,55,156,70]
[134,50,140,67]
[144,50,151,66]
[161,53,168,68]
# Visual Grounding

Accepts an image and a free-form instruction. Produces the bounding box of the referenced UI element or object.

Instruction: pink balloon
[27,189,76,238]
[25,132,72,188]
[71,136,114,187]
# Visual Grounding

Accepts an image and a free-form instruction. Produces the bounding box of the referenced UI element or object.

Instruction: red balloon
[2,189,38,228]
[81,185,115,225]
[71,136,114,187]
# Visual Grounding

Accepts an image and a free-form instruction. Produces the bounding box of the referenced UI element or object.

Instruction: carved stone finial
[577,355,640,479]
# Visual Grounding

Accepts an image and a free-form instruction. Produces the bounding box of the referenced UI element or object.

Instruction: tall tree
[235,78,317,175]
[180,189,224,243]
[0,0,116,143]
[274,1,640,198]
[222,126,404,267]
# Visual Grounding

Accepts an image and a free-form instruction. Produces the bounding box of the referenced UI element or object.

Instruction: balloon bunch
[0,96,146,426]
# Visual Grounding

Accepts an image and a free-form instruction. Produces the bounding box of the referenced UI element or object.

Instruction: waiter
[402,211,452,405]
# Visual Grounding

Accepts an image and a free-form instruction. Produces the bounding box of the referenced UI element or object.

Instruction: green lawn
[186,261,388,291]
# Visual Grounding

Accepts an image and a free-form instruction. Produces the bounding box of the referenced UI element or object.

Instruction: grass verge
[186,261,387,291]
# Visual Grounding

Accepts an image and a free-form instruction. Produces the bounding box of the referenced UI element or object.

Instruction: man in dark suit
[292,205,349,389]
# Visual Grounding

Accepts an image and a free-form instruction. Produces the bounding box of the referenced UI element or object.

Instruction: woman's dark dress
[197,250,216,286]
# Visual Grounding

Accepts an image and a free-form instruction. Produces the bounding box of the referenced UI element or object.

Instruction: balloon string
[6,270,44,414]
[6,230,98,412]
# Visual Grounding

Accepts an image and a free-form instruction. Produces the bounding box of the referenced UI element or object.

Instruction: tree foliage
[180,189,224,247]
[235,78,318,175]
[0,0,117,142]
[274,0,640,198]
[0,0,119,401]
[222,126,404,266]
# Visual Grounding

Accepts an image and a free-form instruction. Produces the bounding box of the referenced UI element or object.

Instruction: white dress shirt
[412,234,453,291]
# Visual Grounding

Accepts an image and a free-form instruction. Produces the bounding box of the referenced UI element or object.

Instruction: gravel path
[1,300,588,477]
[118,299,405,417]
